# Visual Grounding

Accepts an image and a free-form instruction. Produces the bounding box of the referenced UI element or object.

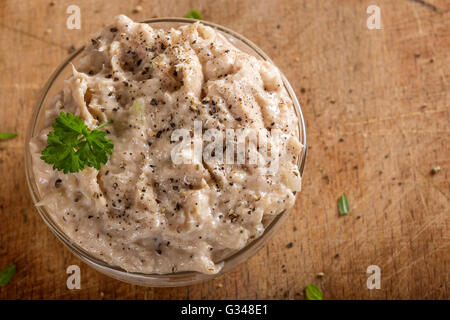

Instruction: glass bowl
[25,18,307,287]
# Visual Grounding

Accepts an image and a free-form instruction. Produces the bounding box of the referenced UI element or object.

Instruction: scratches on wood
[408,0,439,12]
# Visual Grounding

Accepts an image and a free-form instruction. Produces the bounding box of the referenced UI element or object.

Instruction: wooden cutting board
[0,0,448,299]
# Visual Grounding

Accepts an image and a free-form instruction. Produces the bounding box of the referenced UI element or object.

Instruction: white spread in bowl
[30,15,303,274]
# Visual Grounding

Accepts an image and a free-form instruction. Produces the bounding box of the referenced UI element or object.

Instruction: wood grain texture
[0,0,448,300]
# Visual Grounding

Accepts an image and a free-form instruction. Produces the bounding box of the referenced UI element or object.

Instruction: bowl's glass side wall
[25,18,306,287]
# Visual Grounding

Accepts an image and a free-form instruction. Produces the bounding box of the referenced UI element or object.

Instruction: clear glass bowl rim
[25,17,307,287]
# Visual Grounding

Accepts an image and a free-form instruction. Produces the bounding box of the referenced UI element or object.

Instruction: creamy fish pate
[31,15,302,274]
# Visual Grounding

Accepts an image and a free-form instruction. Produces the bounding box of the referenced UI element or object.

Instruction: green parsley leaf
[185,9,202,20]
[41,112,113,173]
[305,283,322,300]
[0,264,16,286]
[0,132,18,139]
[337,194,349,215]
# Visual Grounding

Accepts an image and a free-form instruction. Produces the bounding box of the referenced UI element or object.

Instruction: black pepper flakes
[55,179,62,188]
[228,214,238,223]
[68,45,76,54]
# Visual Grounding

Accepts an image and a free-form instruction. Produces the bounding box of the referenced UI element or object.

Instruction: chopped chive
[305,283,323,300]
[0,132,18,139]
[337,194,349,215]
[185,9,202,20]
[0,264,16,286]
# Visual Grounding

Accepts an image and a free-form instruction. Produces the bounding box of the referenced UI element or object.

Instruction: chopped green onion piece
[132,99,144,122]
[185,9,202,20]
[0,264,16,286]
[338,194,349,215]
[0,132,18,139]
[305,283,323,300]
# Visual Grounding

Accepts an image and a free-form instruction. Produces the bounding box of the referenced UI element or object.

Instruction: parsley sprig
[41,112,113,173]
